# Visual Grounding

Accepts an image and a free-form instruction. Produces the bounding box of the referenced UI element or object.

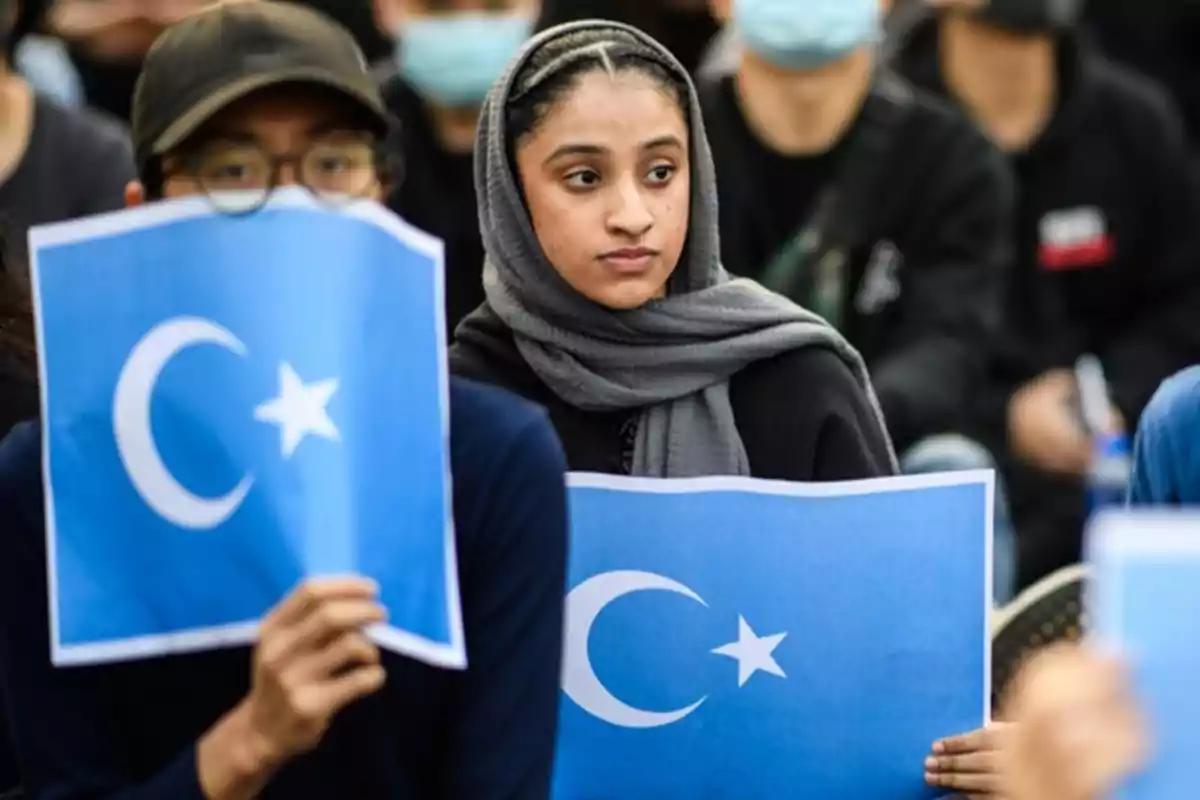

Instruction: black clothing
[0,379,568,799]
[1083,0,1200,152]
[69,47,142,124]
[380,76,484,336]
[700,74,1012,452]
[0,95,133,270]
[896,22,1200,587]
[898,23,1200,430]
[450,308,896,482]
[0,354,35,436]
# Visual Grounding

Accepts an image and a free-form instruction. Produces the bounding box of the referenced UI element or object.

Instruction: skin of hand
[925,722,1013,797]
[196,577,388,800]
[1008,369,1093,477]
[999,645,1148,800]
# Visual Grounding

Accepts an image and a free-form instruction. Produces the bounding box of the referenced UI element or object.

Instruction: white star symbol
[712,615,788,688]
[254,363,340,458]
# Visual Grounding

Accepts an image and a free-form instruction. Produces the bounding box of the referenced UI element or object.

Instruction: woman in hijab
[450,19,894,481]
[452,22,1010,792]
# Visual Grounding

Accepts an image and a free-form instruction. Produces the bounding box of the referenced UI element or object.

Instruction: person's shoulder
[449,376,563,476]
[1140,365,1200,439]
[892,77,1006,167]
[1081,51,1185,143]
[0,420,44,533]
[0,419,40,484]
[450,376,547,437]
[33,95,132,160]
[736,344,867,409]
[450,311,549,401]
[448,377,566,545]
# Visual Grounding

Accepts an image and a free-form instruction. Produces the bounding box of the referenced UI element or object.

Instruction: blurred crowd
[2,0,1200,795]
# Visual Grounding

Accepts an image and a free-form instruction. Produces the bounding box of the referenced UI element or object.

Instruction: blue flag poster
[1089,511,1200,799]
[555,472,992,799]
[30,189,463,669]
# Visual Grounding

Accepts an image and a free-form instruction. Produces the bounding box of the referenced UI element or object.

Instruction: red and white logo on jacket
[1038,206,1114,270]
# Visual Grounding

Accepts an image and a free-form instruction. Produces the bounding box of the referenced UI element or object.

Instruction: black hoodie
[895,18,1200,433]
[699,72,1013,452]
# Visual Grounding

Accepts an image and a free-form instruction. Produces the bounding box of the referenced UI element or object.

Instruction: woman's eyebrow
[543,143,608,165]
[642,134,685,151]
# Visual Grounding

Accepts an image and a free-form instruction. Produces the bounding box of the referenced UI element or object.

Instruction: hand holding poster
[556,471,993,799]
[1089,511,1200,798]
[31,190,463,669]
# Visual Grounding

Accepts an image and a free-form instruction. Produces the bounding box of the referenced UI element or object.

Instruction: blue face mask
[397,12,533,109]
[733,0,880,71]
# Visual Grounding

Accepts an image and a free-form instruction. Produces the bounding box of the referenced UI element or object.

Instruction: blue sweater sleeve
[0,424,207,800]
[441,413,568,800]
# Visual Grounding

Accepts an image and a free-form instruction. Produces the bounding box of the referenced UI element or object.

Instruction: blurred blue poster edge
[1087,510,1200,798]
[28,191,465,671]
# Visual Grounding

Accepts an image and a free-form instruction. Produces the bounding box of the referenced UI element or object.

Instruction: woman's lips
[599,248,660,274]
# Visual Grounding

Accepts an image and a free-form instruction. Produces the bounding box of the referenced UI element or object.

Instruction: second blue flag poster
[555,472,992,799]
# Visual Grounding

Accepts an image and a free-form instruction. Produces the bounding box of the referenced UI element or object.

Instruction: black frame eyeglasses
[172,136,385,215]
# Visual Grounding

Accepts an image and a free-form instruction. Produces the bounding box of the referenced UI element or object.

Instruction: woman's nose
[607,180,654,237]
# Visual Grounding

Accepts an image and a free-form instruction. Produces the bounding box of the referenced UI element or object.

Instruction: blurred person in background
[535,0,718,73]
[698,0,1018,613]
[44,0,208,122]
[373,0,539,334]
[282,0,392,63]
[894,0,1200,590]
[11,0,84,105]
[0,0,134,270]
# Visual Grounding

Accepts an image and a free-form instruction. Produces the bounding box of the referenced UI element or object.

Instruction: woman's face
[515,68,690,310]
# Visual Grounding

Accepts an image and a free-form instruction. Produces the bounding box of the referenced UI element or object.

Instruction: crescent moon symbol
[113,316,253,530]
[563,569,708,729]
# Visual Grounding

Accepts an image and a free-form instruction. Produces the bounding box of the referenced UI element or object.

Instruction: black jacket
[379,76,484,336]
[895,21,1200,433]
[700,74,1012,453]
[449,309,895,482]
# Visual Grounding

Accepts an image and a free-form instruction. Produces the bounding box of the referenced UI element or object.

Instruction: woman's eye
[564,169,601,189]
[646,164,676,185]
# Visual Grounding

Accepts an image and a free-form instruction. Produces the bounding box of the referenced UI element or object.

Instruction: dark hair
[506,27,690,146]
[0,223,36,382]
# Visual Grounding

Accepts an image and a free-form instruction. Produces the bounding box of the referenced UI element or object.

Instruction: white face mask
[396,12,534,109]
[732,0,880,71]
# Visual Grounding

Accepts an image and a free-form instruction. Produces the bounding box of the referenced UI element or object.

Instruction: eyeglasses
[173,136,382,215]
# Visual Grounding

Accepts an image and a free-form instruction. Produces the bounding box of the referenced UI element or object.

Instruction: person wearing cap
[371,0,539,335]
[893,0,1200,591]
[0,4,569,799]
[41,0,212,122]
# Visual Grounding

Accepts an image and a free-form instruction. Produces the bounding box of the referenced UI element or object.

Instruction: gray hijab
[466,19,895,478]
